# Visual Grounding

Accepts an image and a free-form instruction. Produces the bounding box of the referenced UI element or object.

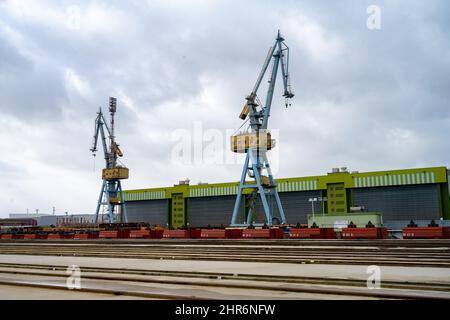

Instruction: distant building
[9,213,98,227]
[123,166,450,229]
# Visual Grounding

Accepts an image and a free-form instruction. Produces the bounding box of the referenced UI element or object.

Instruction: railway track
[1,239,449,299]
[0,262,449,300]
[2,238,450,247]
[1,241,450,267]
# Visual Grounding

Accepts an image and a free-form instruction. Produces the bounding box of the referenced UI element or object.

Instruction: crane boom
[238,30,294,122]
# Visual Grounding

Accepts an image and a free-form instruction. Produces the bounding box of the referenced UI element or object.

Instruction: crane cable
[116,158,126,168]
[232,117,250,136]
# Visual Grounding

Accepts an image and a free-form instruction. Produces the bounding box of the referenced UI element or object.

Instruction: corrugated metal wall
[280,191,322,224]
[252,191,322,224]
[124,184,442,227]
[352,185,440,221]
[126,200,168,226]
[188,196,239,228]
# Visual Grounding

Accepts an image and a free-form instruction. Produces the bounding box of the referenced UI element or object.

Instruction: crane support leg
[230,148,284,227]
[95,180,106,224]
[249,149,275,225]
[118,181,128,223]
[261,152,286,224]
[231,153,250,225]
[106,184,114,224]
[94,179,128,224]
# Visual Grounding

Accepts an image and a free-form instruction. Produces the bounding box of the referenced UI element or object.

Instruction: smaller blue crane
[90,97,129,224]
[230,31,294,227]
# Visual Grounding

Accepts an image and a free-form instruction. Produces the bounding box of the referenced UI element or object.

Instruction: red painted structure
[289,228,337,239]
[99,230,119,239]
[341,227,388,239]
[73,233,90,240]
[403,227,450,239]
[242,228,283,239]
[163,230,190,239]
[129,230,151,239]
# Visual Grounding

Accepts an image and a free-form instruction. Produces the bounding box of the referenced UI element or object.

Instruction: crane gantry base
[230,148,286,227]
[94,177,128,224]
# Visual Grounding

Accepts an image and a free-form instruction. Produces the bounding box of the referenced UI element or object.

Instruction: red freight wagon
[341,228,388,239]
[47,234,62,240]
[289,228,321,239]
[99,230,119,239]
[129,230,151,239]
[24,234,47,240]
[73,233,89,240]
[242,228,283,239]
[163,230,190,239]
[403,227,450,239]
[200,229,226,239]
[5,234,24,240]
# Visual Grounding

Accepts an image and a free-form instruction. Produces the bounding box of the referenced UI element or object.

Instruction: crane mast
[91,97,129,224]
[231,31,294,227]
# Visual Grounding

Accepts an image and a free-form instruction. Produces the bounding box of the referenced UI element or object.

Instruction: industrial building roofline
[123,166,448,202]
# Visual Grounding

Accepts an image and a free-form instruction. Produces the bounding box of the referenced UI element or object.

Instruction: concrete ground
[0,254,449,284]
[0,284,144,300]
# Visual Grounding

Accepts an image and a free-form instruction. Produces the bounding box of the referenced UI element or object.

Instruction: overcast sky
[0,0,449,217]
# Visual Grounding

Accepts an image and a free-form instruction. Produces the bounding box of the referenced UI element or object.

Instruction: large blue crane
[230,31,294,227]
[90,97,129,224]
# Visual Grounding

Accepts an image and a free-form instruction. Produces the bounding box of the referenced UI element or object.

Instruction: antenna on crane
[90,97,129,224]
[230,30,294,227]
